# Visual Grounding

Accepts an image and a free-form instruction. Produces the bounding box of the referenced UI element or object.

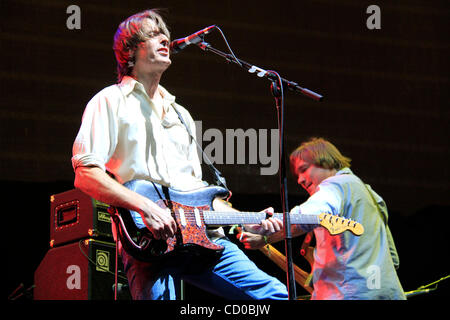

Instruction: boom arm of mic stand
[196,42,324,101]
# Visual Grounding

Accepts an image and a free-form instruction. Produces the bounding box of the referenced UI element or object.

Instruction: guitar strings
[143,208,357,227]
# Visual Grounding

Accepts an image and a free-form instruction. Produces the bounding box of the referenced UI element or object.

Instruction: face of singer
[133,19,171,76]
[292,159,336,196]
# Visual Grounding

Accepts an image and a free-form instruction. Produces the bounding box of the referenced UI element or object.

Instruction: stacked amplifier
[34,188,131,300]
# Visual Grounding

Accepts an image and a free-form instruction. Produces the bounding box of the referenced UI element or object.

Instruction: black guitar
[110,180,364,262]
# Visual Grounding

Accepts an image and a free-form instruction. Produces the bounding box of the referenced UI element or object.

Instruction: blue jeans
[121,237,288,300]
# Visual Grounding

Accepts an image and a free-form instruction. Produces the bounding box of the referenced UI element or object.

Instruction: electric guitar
[110,179,364,262]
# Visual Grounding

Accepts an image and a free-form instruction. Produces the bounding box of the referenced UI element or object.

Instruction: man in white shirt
[72,9,287,300]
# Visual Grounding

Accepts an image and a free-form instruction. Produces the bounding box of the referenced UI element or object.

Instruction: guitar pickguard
[113,180,229,262]
[155,199,224,255]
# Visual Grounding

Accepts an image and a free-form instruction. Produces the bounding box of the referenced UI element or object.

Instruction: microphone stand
[196,41,323,300]
[196,42,323,101]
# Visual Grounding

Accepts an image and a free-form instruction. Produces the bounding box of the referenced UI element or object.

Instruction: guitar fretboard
[202,211,320,225]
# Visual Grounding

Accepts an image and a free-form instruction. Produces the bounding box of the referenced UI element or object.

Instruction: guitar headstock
[318,213,364,236]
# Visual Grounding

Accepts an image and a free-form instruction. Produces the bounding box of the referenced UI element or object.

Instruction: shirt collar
[158,84,176,106]
[336,167,353,175]
[118,76,140,96]
[119,76,176,106]
[318,167,352,190]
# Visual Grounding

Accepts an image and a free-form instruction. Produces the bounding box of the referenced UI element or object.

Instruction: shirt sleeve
[290,179,345,232]
[71,89,119,172]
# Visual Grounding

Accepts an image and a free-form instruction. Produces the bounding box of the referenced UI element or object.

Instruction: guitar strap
[171,103,229,191]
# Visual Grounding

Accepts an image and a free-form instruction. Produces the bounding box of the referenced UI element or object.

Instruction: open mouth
[158,48,169,55]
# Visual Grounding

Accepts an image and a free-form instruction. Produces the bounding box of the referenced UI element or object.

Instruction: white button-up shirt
[72,76,206,191]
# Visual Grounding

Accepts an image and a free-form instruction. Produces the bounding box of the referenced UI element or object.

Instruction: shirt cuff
[71,153,106,172]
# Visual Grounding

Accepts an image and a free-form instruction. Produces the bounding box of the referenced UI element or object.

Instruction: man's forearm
[74,166,150,213]
[74,166,178,239]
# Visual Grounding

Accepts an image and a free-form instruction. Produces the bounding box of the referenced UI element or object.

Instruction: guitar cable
[77,239,128,300]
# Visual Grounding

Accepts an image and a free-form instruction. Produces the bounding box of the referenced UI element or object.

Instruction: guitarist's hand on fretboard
[212,200,283,236]
[242,207,283,235]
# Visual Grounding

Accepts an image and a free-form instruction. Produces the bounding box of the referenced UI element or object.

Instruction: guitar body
[114,180,230,262]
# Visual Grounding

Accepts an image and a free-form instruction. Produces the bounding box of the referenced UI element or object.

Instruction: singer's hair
[290,137,352,172]
[113,9,171,83]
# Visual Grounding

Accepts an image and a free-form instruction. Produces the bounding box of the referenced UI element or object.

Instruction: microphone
[170,25,216,54]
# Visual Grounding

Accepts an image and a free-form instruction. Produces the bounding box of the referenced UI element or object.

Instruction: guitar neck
[202,211,320,226]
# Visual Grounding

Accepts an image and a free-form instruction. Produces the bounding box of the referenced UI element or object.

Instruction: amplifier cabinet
[50,188,113,247]
[34,239,130,300]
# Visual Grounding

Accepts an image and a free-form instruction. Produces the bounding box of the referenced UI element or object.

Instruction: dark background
[2,0,448,300]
